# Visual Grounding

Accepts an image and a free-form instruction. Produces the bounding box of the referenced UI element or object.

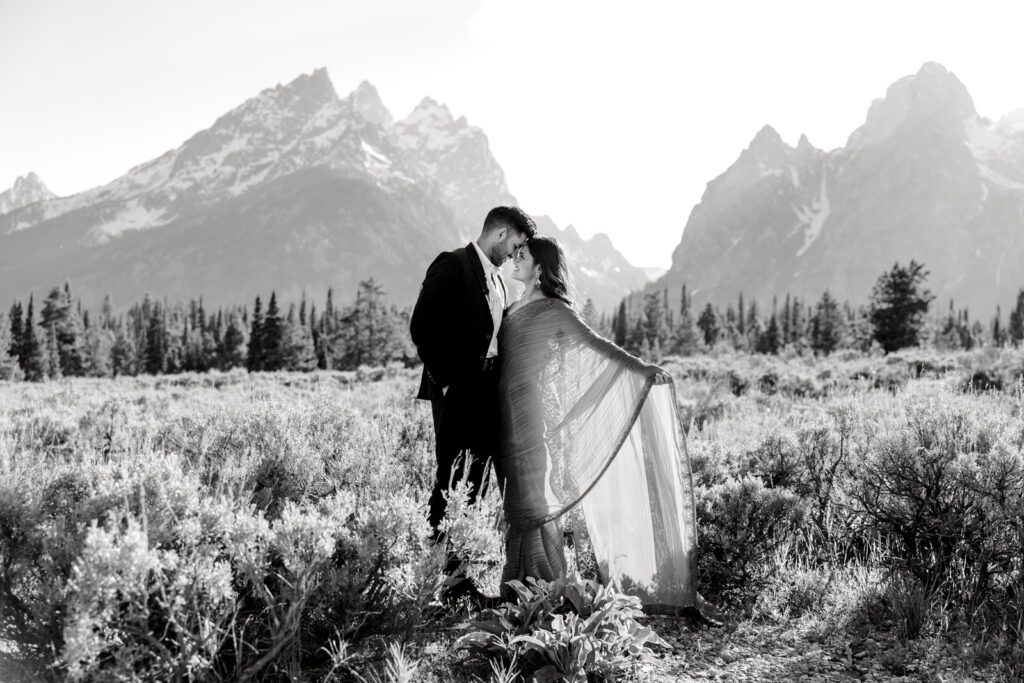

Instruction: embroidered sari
[495,298,698,610]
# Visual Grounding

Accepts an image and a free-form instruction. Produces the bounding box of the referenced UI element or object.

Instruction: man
[411,206,537,538]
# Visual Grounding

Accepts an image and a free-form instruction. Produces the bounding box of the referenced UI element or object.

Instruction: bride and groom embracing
[411,206,700,614]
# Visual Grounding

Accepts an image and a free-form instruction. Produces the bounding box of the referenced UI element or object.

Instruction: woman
[495,235,700,611]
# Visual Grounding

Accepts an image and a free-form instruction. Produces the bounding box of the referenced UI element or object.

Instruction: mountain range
[653,62,1024,312]
[7,62,1021,317]
[0,69,647,311]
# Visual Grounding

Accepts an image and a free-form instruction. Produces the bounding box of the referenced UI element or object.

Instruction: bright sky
[2,0,1023,268]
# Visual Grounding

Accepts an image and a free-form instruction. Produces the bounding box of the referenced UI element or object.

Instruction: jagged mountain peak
[403,97,457,127]
[745,125,787,157]
[201,67,341,139]
[0,172,55,215]
[905,61,976,115]
[848,61,976,149]
[346,80,393,127]
[273,67,338,104]
[13,172,48,192]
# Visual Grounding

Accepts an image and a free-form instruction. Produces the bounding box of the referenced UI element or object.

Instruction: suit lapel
[465,242,490,299]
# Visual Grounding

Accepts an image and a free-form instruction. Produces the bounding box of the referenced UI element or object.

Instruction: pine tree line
[1,279,414,381]
[4,263,1024,382]
[603,262,1024,360]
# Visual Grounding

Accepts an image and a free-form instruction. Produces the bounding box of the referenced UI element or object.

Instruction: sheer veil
[498,299,698,610]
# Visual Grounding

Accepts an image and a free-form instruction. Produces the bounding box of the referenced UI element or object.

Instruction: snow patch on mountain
[965,117,1011,160]
[795,173,830,257]
[91,200,168,241]
[361,140,390,164]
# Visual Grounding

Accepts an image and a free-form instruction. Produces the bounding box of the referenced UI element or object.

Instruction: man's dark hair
[482,206,537,239]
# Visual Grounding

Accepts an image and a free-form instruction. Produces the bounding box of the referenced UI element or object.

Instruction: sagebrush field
[2,350,1023,682]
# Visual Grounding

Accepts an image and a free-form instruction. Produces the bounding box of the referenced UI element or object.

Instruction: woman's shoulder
[510,297,571,315]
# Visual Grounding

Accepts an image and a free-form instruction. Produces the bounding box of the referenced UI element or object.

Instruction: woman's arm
[557,304,668,381]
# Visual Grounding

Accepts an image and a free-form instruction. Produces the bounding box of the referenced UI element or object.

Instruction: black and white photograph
[2,1,1024,681]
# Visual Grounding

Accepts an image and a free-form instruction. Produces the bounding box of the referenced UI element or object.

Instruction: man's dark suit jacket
[411,243,501,528]
[410,243,496,404]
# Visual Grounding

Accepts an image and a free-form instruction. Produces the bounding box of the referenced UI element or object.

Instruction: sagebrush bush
[695,476,807,608]
[0,372,483,679]
[849,394,1024,622]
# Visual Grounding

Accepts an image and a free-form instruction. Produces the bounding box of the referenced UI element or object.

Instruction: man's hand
[644,364,673,385]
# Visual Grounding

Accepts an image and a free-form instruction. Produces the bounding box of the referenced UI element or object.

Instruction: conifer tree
[161,302,183,373]
[642,292,668,350]
[82,324,114,377]
[321,288,337,369]
[781,294,792,345]
[790,296,804,347]
[40,283,85,376]
[937,299,964,350]
[100,295,115,330]
[969,319,985,349]
[8,302,24,372]
[844,304,874,353]
[697,302,719,346]
[747,299,759,341]
[1009,289,1024,347]
[111,319,136,376]
[247,295,264,372]
[310,302,326,369]
[143,304,164,374]
[45,322,62,379]
[869,261,934,353]
[262,292,284,371]
[338,279,404,368]
[284,302,316,371]
[626,313,646,356]
[992,306,1005,347]
[221,311,247,369]
[810,290,843,355]
[755,314,781,354]
[670,287,699,355]
[21,295,45,381]
[737,293,746,337]
[613,301,628,347]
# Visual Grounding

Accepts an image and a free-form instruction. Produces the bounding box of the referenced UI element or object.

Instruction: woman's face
[511,244,539,284]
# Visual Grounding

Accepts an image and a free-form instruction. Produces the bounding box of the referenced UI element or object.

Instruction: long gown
[495,298,699,610]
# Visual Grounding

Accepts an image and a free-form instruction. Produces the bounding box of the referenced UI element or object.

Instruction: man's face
[488,228,527,266]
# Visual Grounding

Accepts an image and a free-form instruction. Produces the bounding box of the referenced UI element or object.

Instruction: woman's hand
[644,364,673,385]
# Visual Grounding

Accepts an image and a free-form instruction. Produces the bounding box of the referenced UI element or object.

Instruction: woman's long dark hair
[527,235,574,306]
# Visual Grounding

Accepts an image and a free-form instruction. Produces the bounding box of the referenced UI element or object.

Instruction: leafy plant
[455,574,667,682]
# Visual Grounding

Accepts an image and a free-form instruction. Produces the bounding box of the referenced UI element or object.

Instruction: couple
[411,206,699,611]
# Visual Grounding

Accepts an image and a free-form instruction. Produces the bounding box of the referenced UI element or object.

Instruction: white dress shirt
[471,241,506,358]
